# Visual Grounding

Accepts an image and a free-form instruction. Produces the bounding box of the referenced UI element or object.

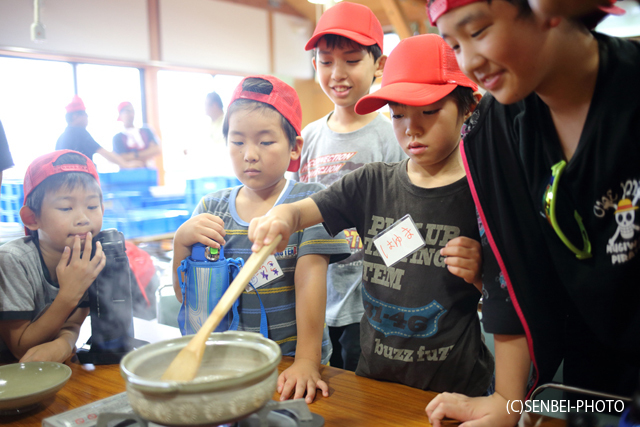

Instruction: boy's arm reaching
[426,334,530,427]
[440,236,483,293]
[248,198,324,254]
[277,254,331,403]
[172,213,226,302]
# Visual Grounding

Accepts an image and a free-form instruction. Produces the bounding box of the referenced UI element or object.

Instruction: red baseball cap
[427,0,625,26]
[355,34,477,115]
[305,2,384,51]
[65,95,86,113]
[118,101,133,113]
[228,75,302,172]
[24,150,100,204]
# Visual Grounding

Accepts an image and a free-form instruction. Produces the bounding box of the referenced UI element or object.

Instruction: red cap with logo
[305,2,384,51]
[228,75,302,172]
[356,34,477,115]
[427,0,624,27]
[65,95,86,113]
[23,150,100,204]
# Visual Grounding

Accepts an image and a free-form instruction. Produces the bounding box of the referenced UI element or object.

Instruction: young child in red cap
[425,1,640,426]
[56,95,142,169]
[248,34,494,397]
[112,101,161,168]
[171,76,351,404]
[0,150,106,363]
[295,0,407,373]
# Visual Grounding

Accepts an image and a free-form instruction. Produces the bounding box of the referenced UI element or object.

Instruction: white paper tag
[246,255,283,291]
[372,214,426,267]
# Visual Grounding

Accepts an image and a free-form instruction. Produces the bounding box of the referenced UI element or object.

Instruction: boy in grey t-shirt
[0,150,105,363]
[294,1,406,371]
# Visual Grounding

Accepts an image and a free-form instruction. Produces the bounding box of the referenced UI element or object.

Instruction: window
[157,70,243,188]
[0,57,74,179]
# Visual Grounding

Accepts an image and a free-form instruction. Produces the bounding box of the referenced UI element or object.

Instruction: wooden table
[0,357,566,427]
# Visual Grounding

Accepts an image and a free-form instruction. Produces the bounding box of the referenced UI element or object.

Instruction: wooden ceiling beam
[379,0,412,39]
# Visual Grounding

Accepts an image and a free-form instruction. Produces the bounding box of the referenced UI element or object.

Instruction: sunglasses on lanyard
[542,160,592,260]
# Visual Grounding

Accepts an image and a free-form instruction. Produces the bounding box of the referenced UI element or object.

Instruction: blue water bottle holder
[177,243,268,337]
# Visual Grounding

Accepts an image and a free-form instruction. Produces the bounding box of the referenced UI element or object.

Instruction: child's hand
[174,213,226,250]
[440,236,482,293]
[248,205,297,254]
[19,338,73,363]
[277,358,329,404]
[426,392,520,427]
[56,233,106,304]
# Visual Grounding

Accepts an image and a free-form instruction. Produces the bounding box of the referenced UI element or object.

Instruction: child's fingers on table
[303,380,317,403]
[278,377,295,401]
[317,378,329,397]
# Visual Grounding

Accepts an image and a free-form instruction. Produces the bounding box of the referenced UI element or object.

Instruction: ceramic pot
[120,331,281,425]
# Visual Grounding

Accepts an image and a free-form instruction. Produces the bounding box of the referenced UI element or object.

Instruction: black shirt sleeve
[481,236,525,335]
[0,120,14,172]
[310,166,368,237]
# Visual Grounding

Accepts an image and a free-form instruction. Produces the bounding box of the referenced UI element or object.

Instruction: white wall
[160,0,269,74]
[0,0,150,61]
[273,12,314,79]
[0,0,313,78]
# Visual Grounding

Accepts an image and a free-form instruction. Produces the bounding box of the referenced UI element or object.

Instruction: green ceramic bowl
[0,362,72,414]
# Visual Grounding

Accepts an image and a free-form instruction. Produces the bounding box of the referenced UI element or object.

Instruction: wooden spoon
[161,235,283,382]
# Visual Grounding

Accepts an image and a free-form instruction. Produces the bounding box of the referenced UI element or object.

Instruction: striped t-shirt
[194,179,350,363]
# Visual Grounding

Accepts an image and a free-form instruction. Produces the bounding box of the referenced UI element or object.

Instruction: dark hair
[314,34,383,63]
[388,86,477,119]
[25,152,102,230]
[206,91,223,109]
[427,0,532,18]
[222,78,298,149]
[448,86,478,119]
[65,110,86,125]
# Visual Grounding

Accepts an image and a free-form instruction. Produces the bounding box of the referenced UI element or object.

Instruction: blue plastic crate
[1,212,21,224]
[103,191,145,215]
[227,177,242,187]
[102,209,189,239]
[99,168,158,185]
[1,180,24,200]
[1,196,21,212]
[186,176,230,195]
[141,195,186,209]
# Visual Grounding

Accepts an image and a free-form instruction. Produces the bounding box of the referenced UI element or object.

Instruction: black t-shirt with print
[312,160,494,396]
[462,33,640,392]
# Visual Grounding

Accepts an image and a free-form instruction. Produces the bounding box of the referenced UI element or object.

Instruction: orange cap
[356,34,477,115]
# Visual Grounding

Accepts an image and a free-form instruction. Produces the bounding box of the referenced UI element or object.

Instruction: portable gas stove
[43,392,324,427]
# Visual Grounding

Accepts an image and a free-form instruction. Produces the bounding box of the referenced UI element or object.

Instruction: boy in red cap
[172,76,350,404]
[248,34,494,397]
[112,102,161,168]
[0,150,106,363]
[56,96,142,169]
[296,0,407,373]
[425,1,640,426]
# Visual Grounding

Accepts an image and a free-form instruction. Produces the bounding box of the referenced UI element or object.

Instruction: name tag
[247,255,283,291]
[373,214,426,267]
